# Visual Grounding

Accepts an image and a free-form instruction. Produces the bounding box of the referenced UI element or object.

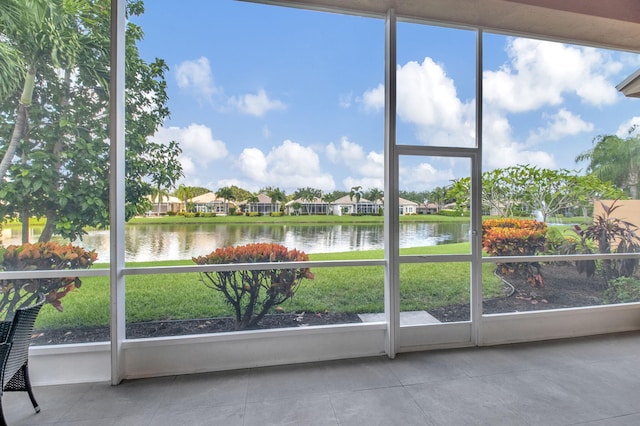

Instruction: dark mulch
[31,263,609,345]
[428,263,609,323]
[31,312,362,346]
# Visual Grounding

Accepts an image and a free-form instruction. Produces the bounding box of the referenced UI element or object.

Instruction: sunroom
[3,0,640,387]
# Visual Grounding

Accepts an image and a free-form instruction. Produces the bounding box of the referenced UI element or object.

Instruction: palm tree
[349,186,363,214]
[151,187,169,216]
[576,131,640,199]
[263,187,286,213]
[175,185,195,212]
[366,188,384,214]
[321,193,336,215]
[429,186,449,212]
[294,187,321,215]
[0,0,86,180]
[215,187,236,215]
[247,193,259,213]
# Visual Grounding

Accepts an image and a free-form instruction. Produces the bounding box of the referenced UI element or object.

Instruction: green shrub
[542,226,566,255]
[438,209,468,217]
[193,243,314,329]
[270,212,283,217]
[248,212,262,217]
[166,211,177,216]
[604,277,640,304]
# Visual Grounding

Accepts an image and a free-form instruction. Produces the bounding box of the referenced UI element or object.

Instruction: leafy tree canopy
[398,190,429,204]
[293,187,322,201]
[0,0,183,242]
[448,165,624,221]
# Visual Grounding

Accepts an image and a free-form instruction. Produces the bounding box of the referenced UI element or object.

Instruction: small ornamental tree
[0,242,97,318]
[482,219,548,287]
[193,243,315,330]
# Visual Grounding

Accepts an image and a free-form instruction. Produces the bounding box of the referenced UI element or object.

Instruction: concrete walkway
[6,332,640,425]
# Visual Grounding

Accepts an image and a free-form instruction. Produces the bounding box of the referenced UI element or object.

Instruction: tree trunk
[0,68,36,180]
[628,164,638,199]
[20,207,29,244]
[38,209,57,242]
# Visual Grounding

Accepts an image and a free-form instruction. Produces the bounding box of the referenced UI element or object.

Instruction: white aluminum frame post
[109,0,126,385]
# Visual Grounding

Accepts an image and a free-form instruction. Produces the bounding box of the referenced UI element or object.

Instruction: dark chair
[0,295,45,426]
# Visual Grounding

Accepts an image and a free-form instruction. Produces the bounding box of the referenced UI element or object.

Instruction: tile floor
[5,332,640,425]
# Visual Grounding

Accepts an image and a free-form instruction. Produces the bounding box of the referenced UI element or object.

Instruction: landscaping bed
[428,262,609,322]
[31,311,362,345]
[30,263,614,345]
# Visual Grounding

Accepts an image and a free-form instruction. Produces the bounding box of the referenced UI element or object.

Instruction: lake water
[1,222,470,263]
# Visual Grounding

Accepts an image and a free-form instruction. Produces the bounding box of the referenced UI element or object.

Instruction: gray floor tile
[407,376,525,426]
[165,370,249,409]
[578,412,640,425]
[320,357,401,393]
[18,332,640,426]
[479,369,617,425]
[387,349,472,385]
[330,386,430,426]
[244,395,338,426]
[246,362,328,403]
[149,403,245,426]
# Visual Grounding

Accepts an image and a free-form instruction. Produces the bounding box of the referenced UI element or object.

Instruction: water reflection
[1,222,470,262]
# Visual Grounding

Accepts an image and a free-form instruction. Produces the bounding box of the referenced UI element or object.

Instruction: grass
[34,242,503,329]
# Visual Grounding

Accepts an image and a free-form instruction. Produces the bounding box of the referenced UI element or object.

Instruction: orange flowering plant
[0,242,98,318]
[193,243,314,330]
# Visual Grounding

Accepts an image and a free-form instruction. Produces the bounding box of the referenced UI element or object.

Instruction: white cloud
[326,137,383,179]
[483,110,556,169]
[361,83,384,112]
[326,137,385,190]
[615,116,640,137]
[399,161,455,190]
[527,108,594,143]
[216,178,250,190]
[175,58,284,117]
[238,140,335,192]
[484,38,620,112]
[397,58,465,129]
[238,148,267,182]
[153,124,228,176]
[180,156,196,177]
[326,137,365,165]
[343,177,383,191]
[228,89,286,117]
[361,58,475,146]
[175,57,219,102]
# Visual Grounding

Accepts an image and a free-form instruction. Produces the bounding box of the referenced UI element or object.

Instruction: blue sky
[132,1,640,195]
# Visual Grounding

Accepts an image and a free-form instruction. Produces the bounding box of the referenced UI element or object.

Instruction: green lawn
[35,243,503,329]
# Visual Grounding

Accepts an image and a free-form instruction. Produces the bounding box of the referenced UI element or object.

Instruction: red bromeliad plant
[0,242,98,318]
[482,219,548,287]
[193,243,315,330]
